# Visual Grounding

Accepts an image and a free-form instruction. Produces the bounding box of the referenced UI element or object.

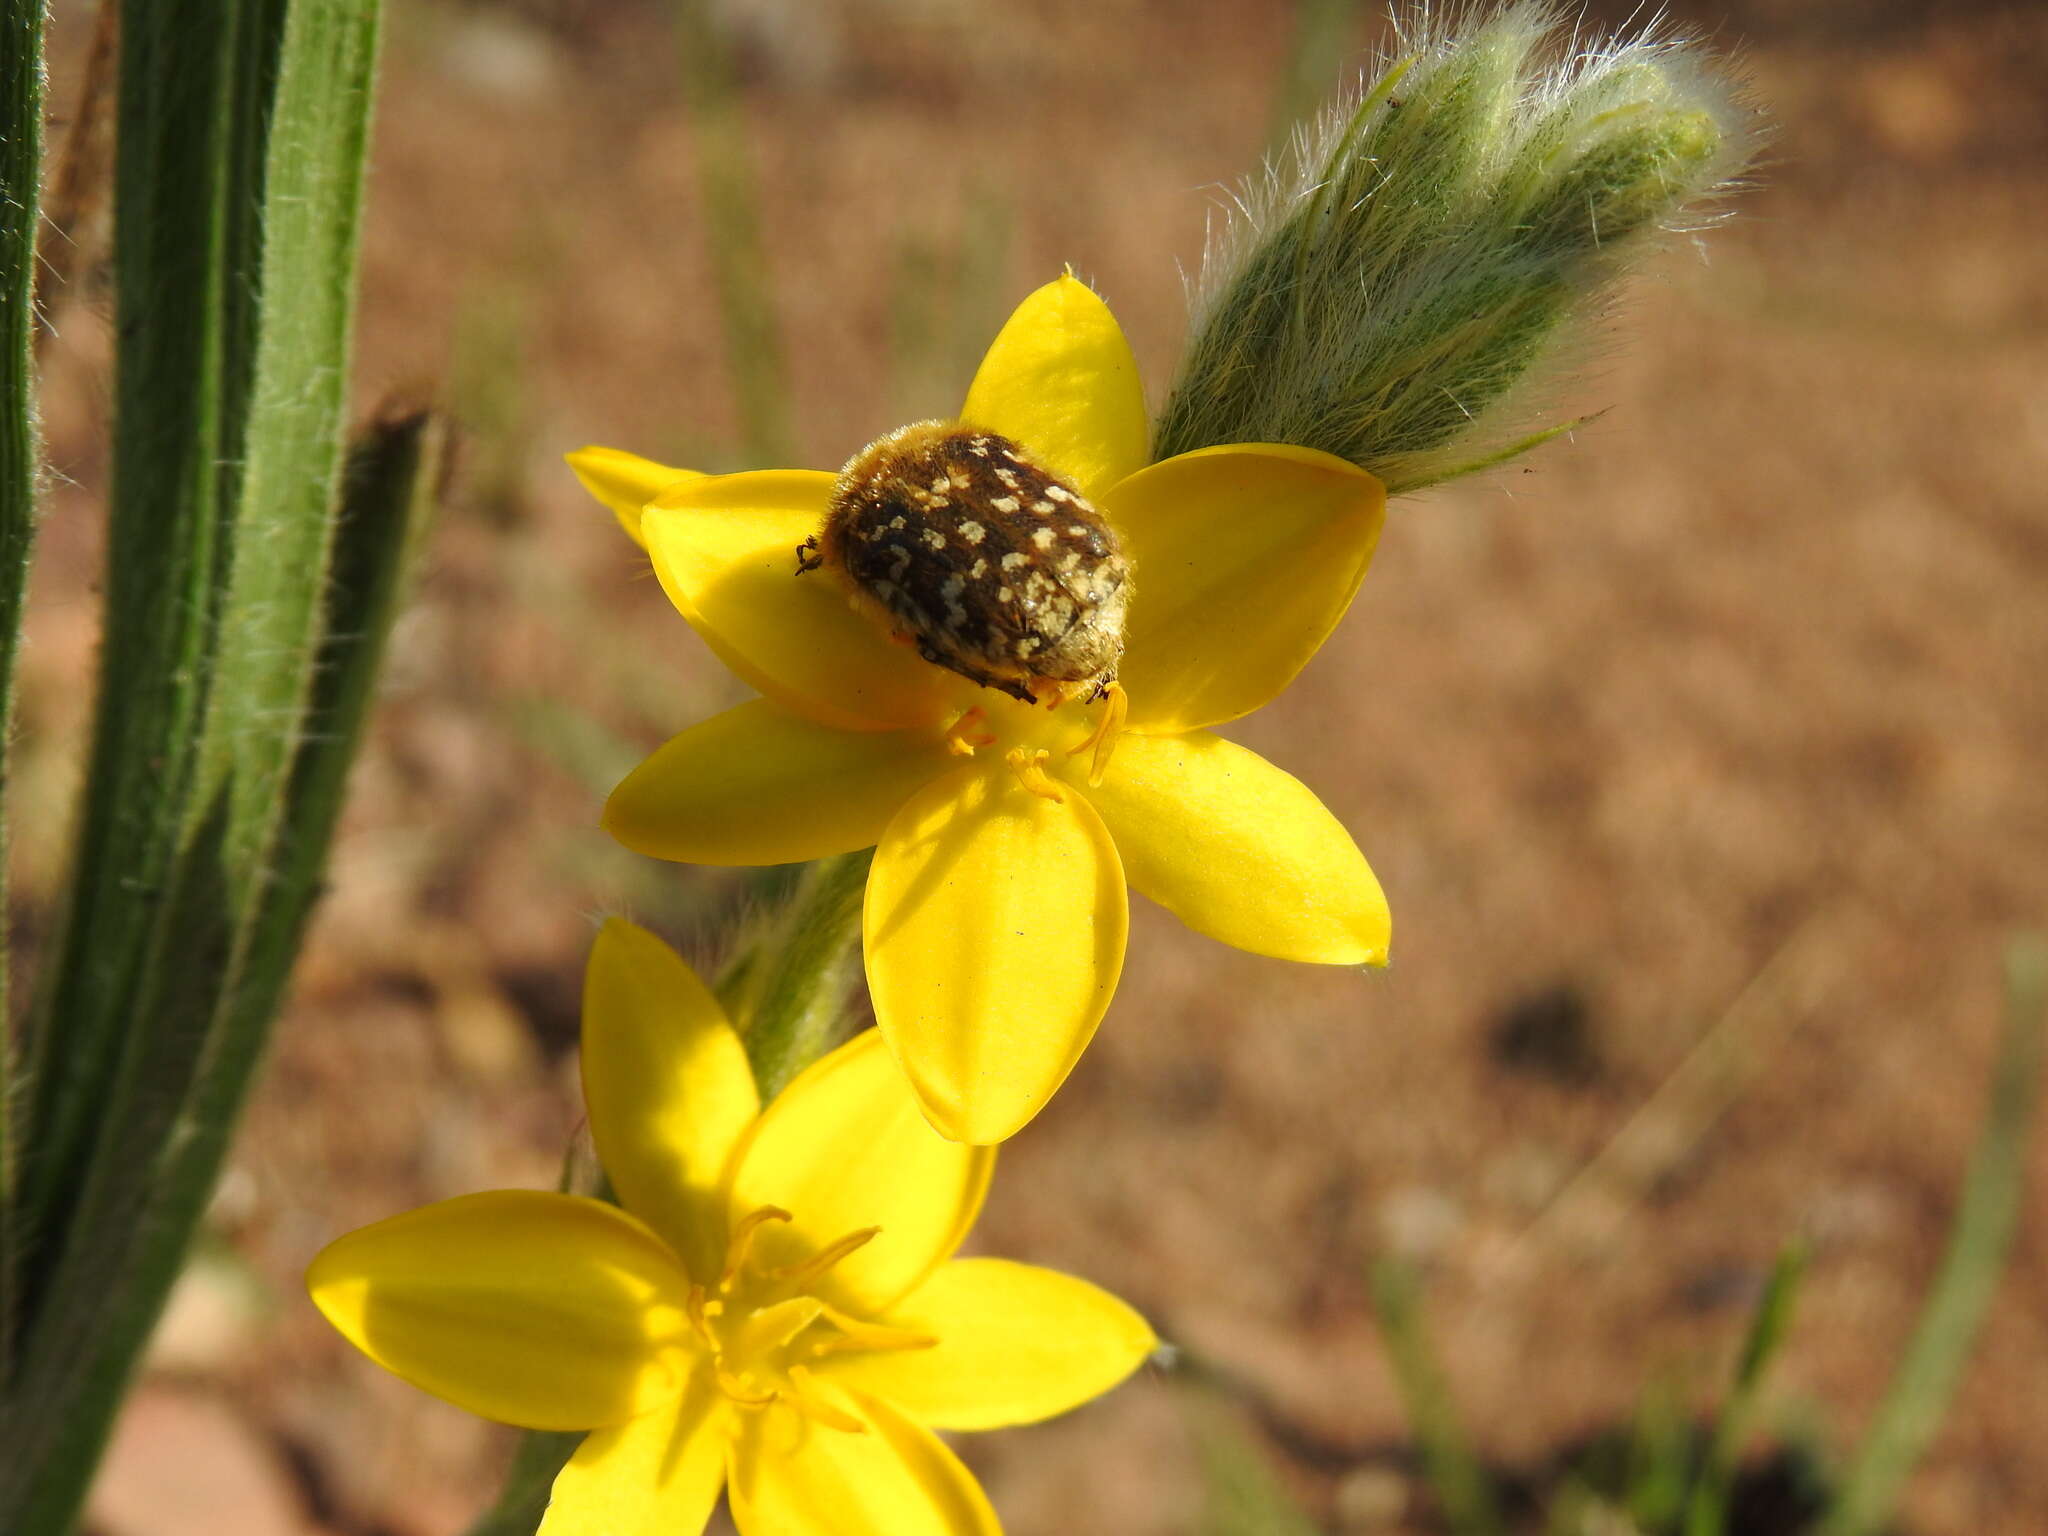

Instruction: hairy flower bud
[1154,2,1760,495]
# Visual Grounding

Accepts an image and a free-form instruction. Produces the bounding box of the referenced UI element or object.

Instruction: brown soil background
[19,1,2048,1533]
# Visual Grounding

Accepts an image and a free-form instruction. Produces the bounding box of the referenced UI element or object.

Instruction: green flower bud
[1154,2,1760,495]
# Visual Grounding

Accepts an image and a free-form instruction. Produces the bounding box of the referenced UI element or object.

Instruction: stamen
[714,1361,779,1408]
[1066,681,1127,786]
[732,1297,825,1361]
[1005,746,1065,803]
[722,1205,793,1284]
[767,1225,880,1287]
[685,1286,719,1352]
[785,1365,867,1434]
[808,1302,938,1358]
[944,706,997,756]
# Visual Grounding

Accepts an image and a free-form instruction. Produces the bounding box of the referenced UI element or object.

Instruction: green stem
[736,850,874,1098]
[0,0,47,1381]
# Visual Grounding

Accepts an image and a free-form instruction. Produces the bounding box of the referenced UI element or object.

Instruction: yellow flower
[570,275,1390,1145]
[309,920,1154,1536]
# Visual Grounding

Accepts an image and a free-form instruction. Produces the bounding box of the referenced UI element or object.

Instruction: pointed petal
[604,699,940,867]
[866,764,1127,1145]
[582,920,759,1280]
[728,1393,1001,1536]
[1103,444,1386,733]
[958,273,1148,501]
[818,1258,1155,1431]
[1088,730,1389,965]
[724,1031,993,1317]
[643,473,962,732]
[307,1191,696,1431]
[567,446,702,549]
[539,1377,733,1536]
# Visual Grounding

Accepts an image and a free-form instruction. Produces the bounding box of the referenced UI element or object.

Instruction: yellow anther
[807,1303,938,1358]
[786,1365,868,1434]
[1005,746,1064,803]
[1066,681,1127,786]
[733,1297,825,1361]
[715,1362,779,1408]
[722,1205,793,1284]
[944,706,997,756]
[769,1225,881,1287]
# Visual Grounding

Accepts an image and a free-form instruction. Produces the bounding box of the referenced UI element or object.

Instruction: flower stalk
[720,849,877,1099]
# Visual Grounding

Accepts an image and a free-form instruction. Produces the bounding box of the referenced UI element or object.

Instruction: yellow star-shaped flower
[309,920,1154,1536]
[571,275,1391,1144]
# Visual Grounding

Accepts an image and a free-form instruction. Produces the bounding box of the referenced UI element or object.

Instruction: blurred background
[19,0,2047,1531]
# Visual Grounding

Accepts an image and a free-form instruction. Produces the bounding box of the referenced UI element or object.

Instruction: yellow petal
[604,699,940,867]
[728,1392,1000,1536]
[566,446,702,550]
[1088,730,1389,965]
[306,1191,695,1431]
[958,273,1148,501]
[818,1258,1155,1431]
[865,764,1127,1145]
[582,919,759,1280]
[1103,444,1386,733]
[539,1377,733,1536]
[724,1030,993,1317]
[643,473,963,732]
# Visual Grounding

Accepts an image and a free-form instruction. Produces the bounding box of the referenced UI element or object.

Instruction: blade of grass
[1370,1258,1504,1536]
[1683,1243,1808,1536]
[1192,1401,1323,1536]
[1819,938,2047,1536]
[673,0,790,466]
[0,0,47,1379]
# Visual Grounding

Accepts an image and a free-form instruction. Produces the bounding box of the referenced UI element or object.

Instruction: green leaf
[0,0,47,1380]
[1370,1259,1504,1536]
[1820,938,2047,1536]
[1683,1243,1807,1536]
[0,2,387,1527]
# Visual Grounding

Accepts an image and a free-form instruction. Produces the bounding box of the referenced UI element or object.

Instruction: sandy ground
[13,1,2047,1532]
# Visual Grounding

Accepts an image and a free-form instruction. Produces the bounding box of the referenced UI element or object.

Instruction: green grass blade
[674,0,791,466]
[1683,1242,1807,1536]
[0,0,46,1379]
[1819,938,2047,1536]
[1369,1259,1505,1536]
[1192,1402,1323,1536]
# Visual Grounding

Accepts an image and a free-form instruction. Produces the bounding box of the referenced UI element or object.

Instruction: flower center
[687,1206,934,1432]
[942,680,1127,801]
